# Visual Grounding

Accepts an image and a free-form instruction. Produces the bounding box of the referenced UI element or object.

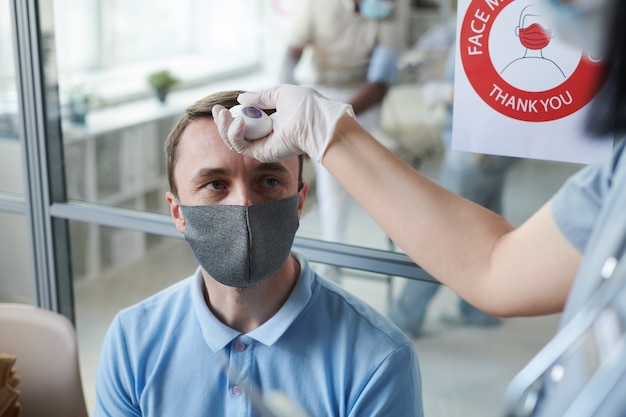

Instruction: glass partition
[0,212,34,304]
[15,1,590,416]
[0,0,22,196]
[0,1,32,305]
[0,138,22,195]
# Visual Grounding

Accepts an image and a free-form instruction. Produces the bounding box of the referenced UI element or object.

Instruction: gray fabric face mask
[179,194,300,288]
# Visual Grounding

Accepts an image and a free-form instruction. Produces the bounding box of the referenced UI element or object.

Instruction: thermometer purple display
[229,105,273,140]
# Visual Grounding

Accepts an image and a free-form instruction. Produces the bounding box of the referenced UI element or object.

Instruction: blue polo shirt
[94,252,423,417]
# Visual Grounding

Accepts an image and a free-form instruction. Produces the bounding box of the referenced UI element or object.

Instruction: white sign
[452,0,613,164]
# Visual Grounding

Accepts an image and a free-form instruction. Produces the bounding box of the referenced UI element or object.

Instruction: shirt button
[232,385,243,396]
[601,256,618,279]
[550,364,565,383]
[234,341,247,351]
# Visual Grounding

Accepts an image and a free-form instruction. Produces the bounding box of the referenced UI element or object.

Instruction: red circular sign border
[459,0,602,122]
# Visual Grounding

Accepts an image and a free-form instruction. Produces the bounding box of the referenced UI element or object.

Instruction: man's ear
[297,182,309,218]
[165,191,186,234]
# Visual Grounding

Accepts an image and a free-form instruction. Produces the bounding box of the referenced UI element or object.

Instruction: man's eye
[263,178,279,188]
[206,181,225,190]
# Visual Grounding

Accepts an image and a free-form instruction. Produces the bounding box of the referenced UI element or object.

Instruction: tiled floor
[74,142,583,416]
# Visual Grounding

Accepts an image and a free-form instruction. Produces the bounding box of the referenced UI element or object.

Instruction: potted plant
[64,84,101,127]
[147,69,180,104]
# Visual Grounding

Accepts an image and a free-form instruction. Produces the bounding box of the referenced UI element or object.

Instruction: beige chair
[0,303,89,417]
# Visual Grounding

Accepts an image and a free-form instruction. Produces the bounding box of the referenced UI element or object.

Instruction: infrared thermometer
[229,105,273,140]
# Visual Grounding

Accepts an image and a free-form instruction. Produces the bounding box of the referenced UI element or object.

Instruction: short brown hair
[164,90,303,197]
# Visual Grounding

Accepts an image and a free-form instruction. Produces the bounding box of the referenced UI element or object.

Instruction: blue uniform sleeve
[93,315,141,417]
[347,342,423,417]
[551,140,625,253]
[367,44,400,85]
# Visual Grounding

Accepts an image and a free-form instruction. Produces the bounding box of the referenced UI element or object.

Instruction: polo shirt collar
[191,252,314,352]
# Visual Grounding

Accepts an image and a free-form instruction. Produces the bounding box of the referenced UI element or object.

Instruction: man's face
[166,117,307,233]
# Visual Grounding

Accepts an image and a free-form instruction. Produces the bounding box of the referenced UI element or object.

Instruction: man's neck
[202,255,301,333]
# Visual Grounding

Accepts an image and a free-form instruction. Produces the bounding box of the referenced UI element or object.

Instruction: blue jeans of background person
[389,144,518,337]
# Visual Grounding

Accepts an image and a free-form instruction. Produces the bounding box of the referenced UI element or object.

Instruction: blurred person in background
[280,0,404,281]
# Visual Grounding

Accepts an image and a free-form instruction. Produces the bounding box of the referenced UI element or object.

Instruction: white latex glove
[213,84,355,163]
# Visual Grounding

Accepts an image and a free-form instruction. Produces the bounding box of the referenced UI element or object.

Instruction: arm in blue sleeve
[367,45,400,86]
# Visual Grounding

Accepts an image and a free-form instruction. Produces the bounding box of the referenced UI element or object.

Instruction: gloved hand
[213,84,355,163]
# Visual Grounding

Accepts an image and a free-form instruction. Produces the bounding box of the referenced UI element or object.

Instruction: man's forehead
[181,117,220,144]
[177,117,236,157]
[180,117,298,171]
